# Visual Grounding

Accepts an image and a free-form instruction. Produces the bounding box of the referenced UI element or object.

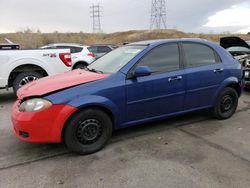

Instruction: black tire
[74,63,87,69]
[13,72,43,95]
[212,87,238,120]
[63,108,113,155]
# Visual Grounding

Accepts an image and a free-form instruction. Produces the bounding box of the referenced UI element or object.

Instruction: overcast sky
[0,0,249,34]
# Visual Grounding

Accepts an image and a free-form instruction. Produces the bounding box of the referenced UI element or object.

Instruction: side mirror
[133,66,152,78]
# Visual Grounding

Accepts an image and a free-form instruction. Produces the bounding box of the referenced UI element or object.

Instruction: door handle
[168,76,182,82]
[213,68,224,73]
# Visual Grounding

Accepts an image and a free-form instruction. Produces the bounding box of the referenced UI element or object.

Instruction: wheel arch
[61,104,116,143]
[72,61,89,69]
[8,64,48,87]
[212,77,242,106]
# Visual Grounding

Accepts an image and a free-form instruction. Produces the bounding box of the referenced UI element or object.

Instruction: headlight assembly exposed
[19,98,52,112]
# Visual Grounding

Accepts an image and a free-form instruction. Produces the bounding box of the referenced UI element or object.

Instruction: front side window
[135,43,180,73]
[183,43,218,68]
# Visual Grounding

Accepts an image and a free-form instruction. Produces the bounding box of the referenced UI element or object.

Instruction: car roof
[127,38,209,46]
[43,43,88,48]
[90,44,118,47]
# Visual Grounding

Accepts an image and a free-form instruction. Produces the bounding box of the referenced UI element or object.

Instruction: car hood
[220,37,250,49]
[17,69,108,100]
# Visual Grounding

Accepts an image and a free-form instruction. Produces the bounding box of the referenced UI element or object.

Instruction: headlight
[19,98,52,112]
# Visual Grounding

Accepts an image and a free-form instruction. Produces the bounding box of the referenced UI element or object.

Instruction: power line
[150,0,167,29]
[90,4,102,33]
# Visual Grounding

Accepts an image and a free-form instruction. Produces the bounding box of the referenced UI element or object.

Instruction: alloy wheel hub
[19,76,38,87]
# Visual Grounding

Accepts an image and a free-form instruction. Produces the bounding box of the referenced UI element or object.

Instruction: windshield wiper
[85,67,103,74]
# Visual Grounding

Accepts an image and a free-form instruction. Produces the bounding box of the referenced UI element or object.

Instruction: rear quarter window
[73,47,83,53]
[88,46,98,53]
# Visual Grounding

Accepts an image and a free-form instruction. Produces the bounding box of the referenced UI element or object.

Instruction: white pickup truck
[0,49,72,95]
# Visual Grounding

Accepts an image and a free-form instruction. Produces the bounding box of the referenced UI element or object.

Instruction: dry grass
[0,29,250,49]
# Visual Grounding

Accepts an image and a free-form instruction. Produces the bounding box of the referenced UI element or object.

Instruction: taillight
[87,53,96,58]
[59,53,72,67]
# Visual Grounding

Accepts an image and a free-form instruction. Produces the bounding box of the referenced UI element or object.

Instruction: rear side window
[182,43,218,68]
[137,43,180,73]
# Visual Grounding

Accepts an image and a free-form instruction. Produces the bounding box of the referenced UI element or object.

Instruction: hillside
[0,29,250,49]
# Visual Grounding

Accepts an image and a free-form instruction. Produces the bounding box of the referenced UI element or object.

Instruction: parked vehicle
[0,43,20,50]
[41,43,95,69]
[0,48,72,94]
[0,39,20,50]
[88,44,118,59]
[220,37,250,87]
[12,39,242,154]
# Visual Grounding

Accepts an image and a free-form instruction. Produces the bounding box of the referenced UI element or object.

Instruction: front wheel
[13,72,43,95]
[63,108,113,155]
[211,87,238,120]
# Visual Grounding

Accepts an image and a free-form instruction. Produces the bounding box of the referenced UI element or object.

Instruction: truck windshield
[87,45,146,74]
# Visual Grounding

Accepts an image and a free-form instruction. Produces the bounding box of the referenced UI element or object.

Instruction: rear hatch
[221,37,250,80]
[220,37,250,49]
[220,37,250,65]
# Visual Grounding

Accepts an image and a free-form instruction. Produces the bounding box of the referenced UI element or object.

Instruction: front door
[125,43,185,123]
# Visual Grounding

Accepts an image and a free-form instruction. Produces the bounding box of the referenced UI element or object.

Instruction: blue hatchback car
[12,39,242,154]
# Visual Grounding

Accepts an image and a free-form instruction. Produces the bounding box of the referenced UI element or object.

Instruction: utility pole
[90,4,102,33]
[150,0,167,29]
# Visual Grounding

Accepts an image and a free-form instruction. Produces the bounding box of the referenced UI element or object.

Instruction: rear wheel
[74,63,87,69]
[13,72,43,95]
[212,87,238,120]
[64,108,113,155]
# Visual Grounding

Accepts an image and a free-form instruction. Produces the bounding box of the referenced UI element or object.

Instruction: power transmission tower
[150,0,167,29]
[90,4,102,33]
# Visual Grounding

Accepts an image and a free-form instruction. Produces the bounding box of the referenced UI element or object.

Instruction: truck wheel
[211,87,238,120]
[64,108,113,155]
[13,72,43,95]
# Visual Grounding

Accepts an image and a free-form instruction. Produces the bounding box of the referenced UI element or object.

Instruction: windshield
[87,45,146,74]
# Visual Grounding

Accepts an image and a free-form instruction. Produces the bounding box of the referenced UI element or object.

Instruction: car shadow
[111,110,210,143]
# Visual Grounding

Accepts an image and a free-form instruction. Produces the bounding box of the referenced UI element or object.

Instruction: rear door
[182,42,225,110]
[126,43,186,122]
